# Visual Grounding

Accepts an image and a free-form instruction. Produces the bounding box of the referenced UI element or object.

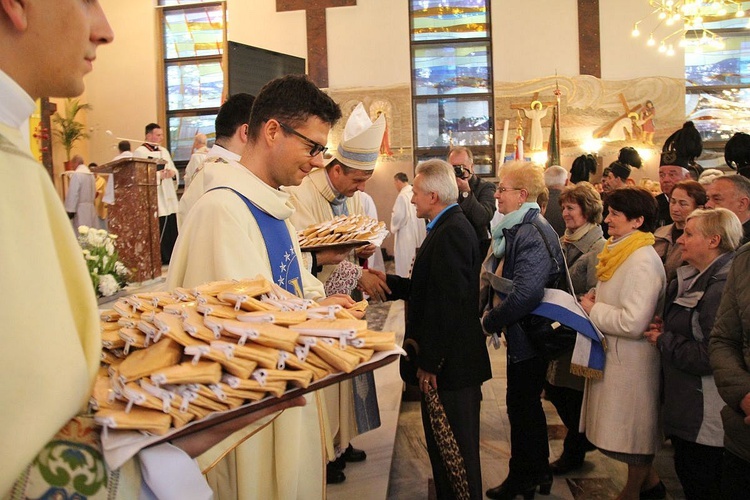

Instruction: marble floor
[330,299,687,500]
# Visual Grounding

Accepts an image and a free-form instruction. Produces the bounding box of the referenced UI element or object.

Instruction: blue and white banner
[531,288,606,379]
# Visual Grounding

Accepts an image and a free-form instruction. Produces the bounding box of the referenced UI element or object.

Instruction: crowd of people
[471,130,750,500]
[5,2,750,499]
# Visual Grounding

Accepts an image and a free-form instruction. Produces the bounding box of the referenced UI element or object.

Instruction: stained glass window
[411,0,489,41]
[158,0,215,5]
[685,36,750,86]
[163,5,224,59]
[413,43,491,95]
[410,0,494,173]
[166,61,224,110]
[415,98,492,148]
[168,114,217,162]
[158,2,226,167]
[685,13,750,146]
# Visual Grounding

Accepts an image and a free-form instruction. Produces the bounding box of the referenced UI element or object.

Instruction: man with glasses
[447,146,496,256]
[167,75,353,500]
[285,102,389,484]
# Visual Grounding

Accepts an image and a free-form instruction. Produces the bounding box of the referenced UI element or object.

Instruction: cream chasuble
[284,167,364,459]
[0,122,99,492]
[167,160,327,500]
[0,122,142,498]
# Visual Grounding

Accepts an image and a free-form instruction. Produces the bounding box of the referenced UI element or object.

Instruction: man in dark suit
[373,159,492,499]
[657,163,688,228]
[448,146,496,257]
[543,165,568,237]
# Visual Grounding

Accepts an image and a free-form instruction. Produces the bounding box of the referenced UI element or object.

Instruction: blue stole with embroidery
[209,187,304,297]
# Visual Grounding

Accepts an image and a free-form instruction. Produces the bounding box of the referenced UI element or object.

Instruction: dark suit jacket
[545,188,566,237]
[385,205,492,390]
[458,174,496,253]
[656,192,672,228]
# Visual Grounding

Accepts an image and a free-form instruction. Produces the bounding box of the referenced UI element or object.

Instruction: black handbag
[520,219,578,360]
[520,314,578,360]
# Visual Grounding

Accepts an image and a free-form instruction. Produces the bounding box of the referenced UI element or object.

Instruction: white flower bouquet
[78,225,130,297]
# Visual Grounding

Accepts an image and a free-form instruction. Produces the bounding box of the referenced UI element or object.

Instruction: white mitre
[329,102,386,171]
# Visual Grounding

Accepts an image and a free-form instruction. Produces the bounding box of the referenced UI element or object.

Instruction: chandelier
[631,0,746,56]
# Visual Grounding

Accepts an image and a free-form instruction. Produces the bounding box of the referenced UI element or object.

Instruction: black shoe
[486,474,553,500]
[639,480,666,499]
[583,439,597,452]
[330,455,346,470]
[342,444,367,462]
[326,463,346,484]
[549,456,584,475]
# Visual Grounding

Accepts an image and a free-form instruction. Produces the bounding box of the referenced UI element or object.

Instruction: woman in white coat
[580,187,666,500]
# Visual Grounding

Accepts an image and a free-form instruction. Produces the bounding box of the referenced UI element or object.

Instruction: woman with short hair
[545,182,605,475]
[645,208,743,499]
[580,187,666,500]
[654,180,707,282]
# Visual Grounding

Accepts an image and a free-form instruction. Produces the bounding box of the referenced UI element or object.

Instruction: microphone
[105,130,161,147]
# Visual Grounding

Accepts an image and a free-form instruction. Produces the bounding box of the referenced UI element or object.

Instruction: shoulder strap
[529,216,575,293]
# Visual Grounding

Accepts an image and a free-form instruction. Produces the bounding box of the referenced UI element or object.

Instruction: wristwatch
[461,191,469,199]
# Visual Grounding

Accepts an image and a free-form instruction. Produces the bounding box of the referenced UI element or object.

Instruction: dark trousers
[159,213,178,265]
[507,356,550,479]
[721,449,750,500]
[544,382,590,464]
[420,385,483,500]
[670,435,722,500]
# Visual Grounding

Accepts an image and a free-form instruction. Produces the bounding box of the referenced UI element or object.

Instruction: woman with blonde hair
[481,161,564,499]
[646,208,743,499]
[580,186,666,500]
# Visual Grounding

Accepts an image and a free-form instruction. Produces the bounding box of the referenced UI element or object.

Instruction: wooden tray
[150,352,400,445]
[299,240,369,252]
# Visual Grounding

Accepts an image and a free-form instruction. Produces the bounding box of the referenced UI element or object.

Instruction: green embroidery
[34,439,108,497]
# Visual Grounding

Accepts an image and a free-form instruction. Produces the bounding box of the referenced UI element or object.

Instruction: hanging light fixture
[631,0,746,56]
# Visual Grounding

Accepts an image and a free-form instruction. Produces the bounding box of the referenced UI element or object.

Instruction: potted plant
[52,98,91,170]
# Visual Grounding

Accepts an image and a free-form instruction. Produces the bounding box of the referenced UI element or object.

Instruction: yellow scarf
[595,231,655,281]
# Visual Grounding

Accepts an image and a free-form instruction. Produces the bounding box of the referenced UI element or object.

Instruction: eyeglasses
[278,121,328,157]
[496,186,522,193]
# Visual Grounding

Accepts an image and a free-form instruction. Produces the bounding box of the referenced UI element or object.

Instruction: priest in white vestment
[285,102,388,483]
[390,172,426,277]
[0,6,145,497]
[63,155,97,235]
[167,75,348,500]
[359,190,386,273]
[183,133,209,190]
[133,123,179,264]
[178,93,255,229]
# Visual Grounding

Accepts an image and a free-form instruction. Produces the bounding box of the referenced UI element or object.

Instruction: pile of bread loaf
[93,277,396,435]
[298,214,387,249]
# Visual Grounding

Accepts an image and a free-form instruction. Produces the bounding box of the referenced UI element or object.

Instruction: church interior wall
[491,0,581,82]
[75,0,689,254]
[82,0,158,168]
